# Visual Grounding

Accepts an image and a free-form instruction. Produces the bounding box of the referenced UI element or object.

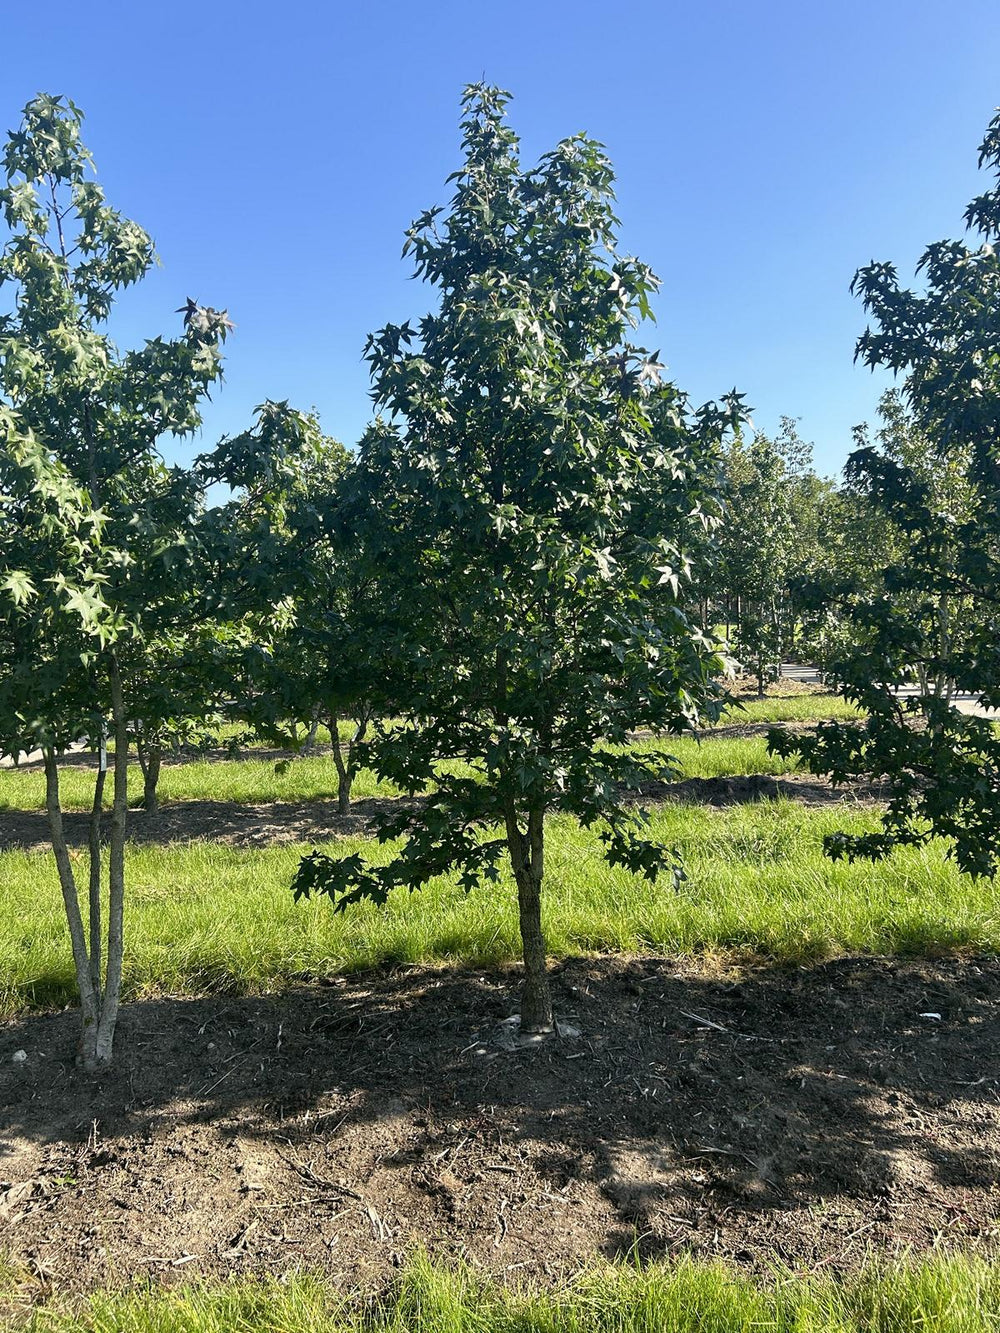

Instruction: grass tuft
[4,1254,1000,1331]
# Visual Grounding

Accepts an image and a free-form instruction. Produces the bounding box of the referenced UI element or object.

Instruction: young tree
[198,401,382,813]
[293,86,744,1032]
[0,95,231,1068]
[717,419,827,689]
[796,390,976,695]
[771,110,1000,877]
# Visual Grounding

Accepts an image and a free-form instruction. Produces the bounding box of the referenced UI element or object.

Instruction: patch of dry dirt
[644,773,888,807]
[0,796,406,852]
[2,956,998,1290]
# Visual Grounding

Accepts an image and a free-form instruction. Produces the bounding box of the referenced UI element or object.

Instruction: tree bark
[92,657,128,1068]
[505,803,553,1033]
[137,738,161,815]
[330,713,350,813]
[304,706,321,753]
[88,762,106,1002]
[44,749,101,1060]
[330,713,369,815]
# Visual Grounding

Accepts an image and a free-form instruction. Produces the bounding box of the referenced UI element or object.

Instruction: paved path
[778,663,998,720]
[0,740,87,769]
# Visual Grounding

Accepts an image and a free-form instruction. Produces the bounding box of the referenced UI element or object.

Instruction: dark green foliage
[292,86,745,1026]
[770,112,1000,878]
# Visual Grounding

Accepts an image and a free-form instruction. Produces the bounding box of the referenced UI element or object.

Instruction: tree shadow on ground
[0,954,997,1284]
[0,775,886,853]
[0,795,406,850]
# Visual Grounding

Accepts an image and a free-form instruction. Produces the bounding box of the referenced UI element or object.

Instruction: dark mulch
[2,954,998,1290]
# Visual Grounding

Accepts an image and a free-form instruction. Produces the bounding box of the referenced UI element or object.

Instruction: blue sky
[2,0,999,476]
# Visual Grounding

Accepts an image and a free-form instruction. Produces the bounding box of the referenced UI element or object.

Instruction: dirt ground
[2,955,999,1293]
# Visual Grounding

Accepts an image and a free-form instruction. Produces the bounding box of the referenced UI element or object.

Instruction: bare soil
[2,955,999,1292]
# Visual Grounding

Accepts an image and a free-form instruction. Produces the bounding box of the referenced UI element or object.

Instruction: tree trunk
[44,749,101,1062]
[137,738,161,815]
[88,762,106,1002]
[330,713,350,814]
[330,712,369,816]
[304,706,321,753]
[338,769,353,816]
[92,657,128,1068]
[505,803,553,1033]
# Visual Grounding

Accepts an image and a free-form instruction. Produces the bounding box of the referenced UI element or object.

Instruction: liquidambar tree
[293,85,744,1032]
[770,108,1000,878]
[0,95,231,1069]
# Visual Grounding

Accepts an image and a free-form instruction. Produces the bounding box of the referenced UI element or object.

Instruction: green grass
[0,753,400,812]
[715,693,863,727]
[4,1253,1000,1331]
[626,734,805,778]
[1,800,992,1017]
[0,734,810,814]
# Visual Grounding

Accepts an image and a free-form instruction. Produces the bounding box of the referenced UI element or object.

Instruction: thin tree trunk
[304,706,321,753]
[330,712,350,814]
[505,802,552,1033]
[341,714,370,815]
[137,738,161,814]
[330,711,369,816]
[93,657,128,1068]
[88,763,106,1002]
[44,749,100,1059]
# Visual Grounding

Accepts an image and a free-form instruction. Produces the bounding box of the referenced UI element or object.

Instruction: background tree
[716,418,828,689]
[0,95,231,1068]
[198,400,383,813]
[292,85,744,1032]
[795,390,976,693]
[771,110,1000,877]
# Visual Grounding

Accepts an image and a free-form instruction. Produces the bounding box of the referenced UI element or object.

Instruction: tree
[197,400,382,814]
[716,418,827,689]
[0,95,231,1068]
[292,85,744,1032]
[770,109,1000,877]
[796,390,976,694]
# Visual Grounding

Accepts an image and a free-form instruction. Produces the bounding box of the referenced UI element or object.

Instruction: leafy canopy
[294,84,745,910]
[771,110,1000,877]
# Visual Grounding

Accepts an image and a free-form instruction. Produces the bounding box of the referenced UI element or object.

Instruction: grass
[0,733,810,813]
[0,685,859,816]
[713,693,862,727]
[1,799,991,1017]
[0,752,401,811]
[3,1253,1000,1331]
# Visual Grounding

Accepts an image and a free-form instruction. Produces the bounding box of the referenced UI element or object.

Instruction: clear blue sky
[3,0,999,476]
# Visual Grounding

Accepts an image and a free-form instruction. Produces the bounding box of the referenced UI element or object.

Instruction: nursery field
[3,693,1000,1330]
[4,38,1000,1330]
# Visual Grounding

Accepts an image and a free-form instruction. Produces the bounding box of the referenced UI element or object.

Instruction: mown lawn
[710,693,862,726]
[2,1253,998,1332]
[1,799,988,1018]
[0,733,809,812]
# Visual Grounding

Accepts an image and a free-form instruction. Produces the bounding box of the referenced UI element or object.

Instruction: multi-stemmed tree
[293,86,744,1031]
[0,95,231,1068]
